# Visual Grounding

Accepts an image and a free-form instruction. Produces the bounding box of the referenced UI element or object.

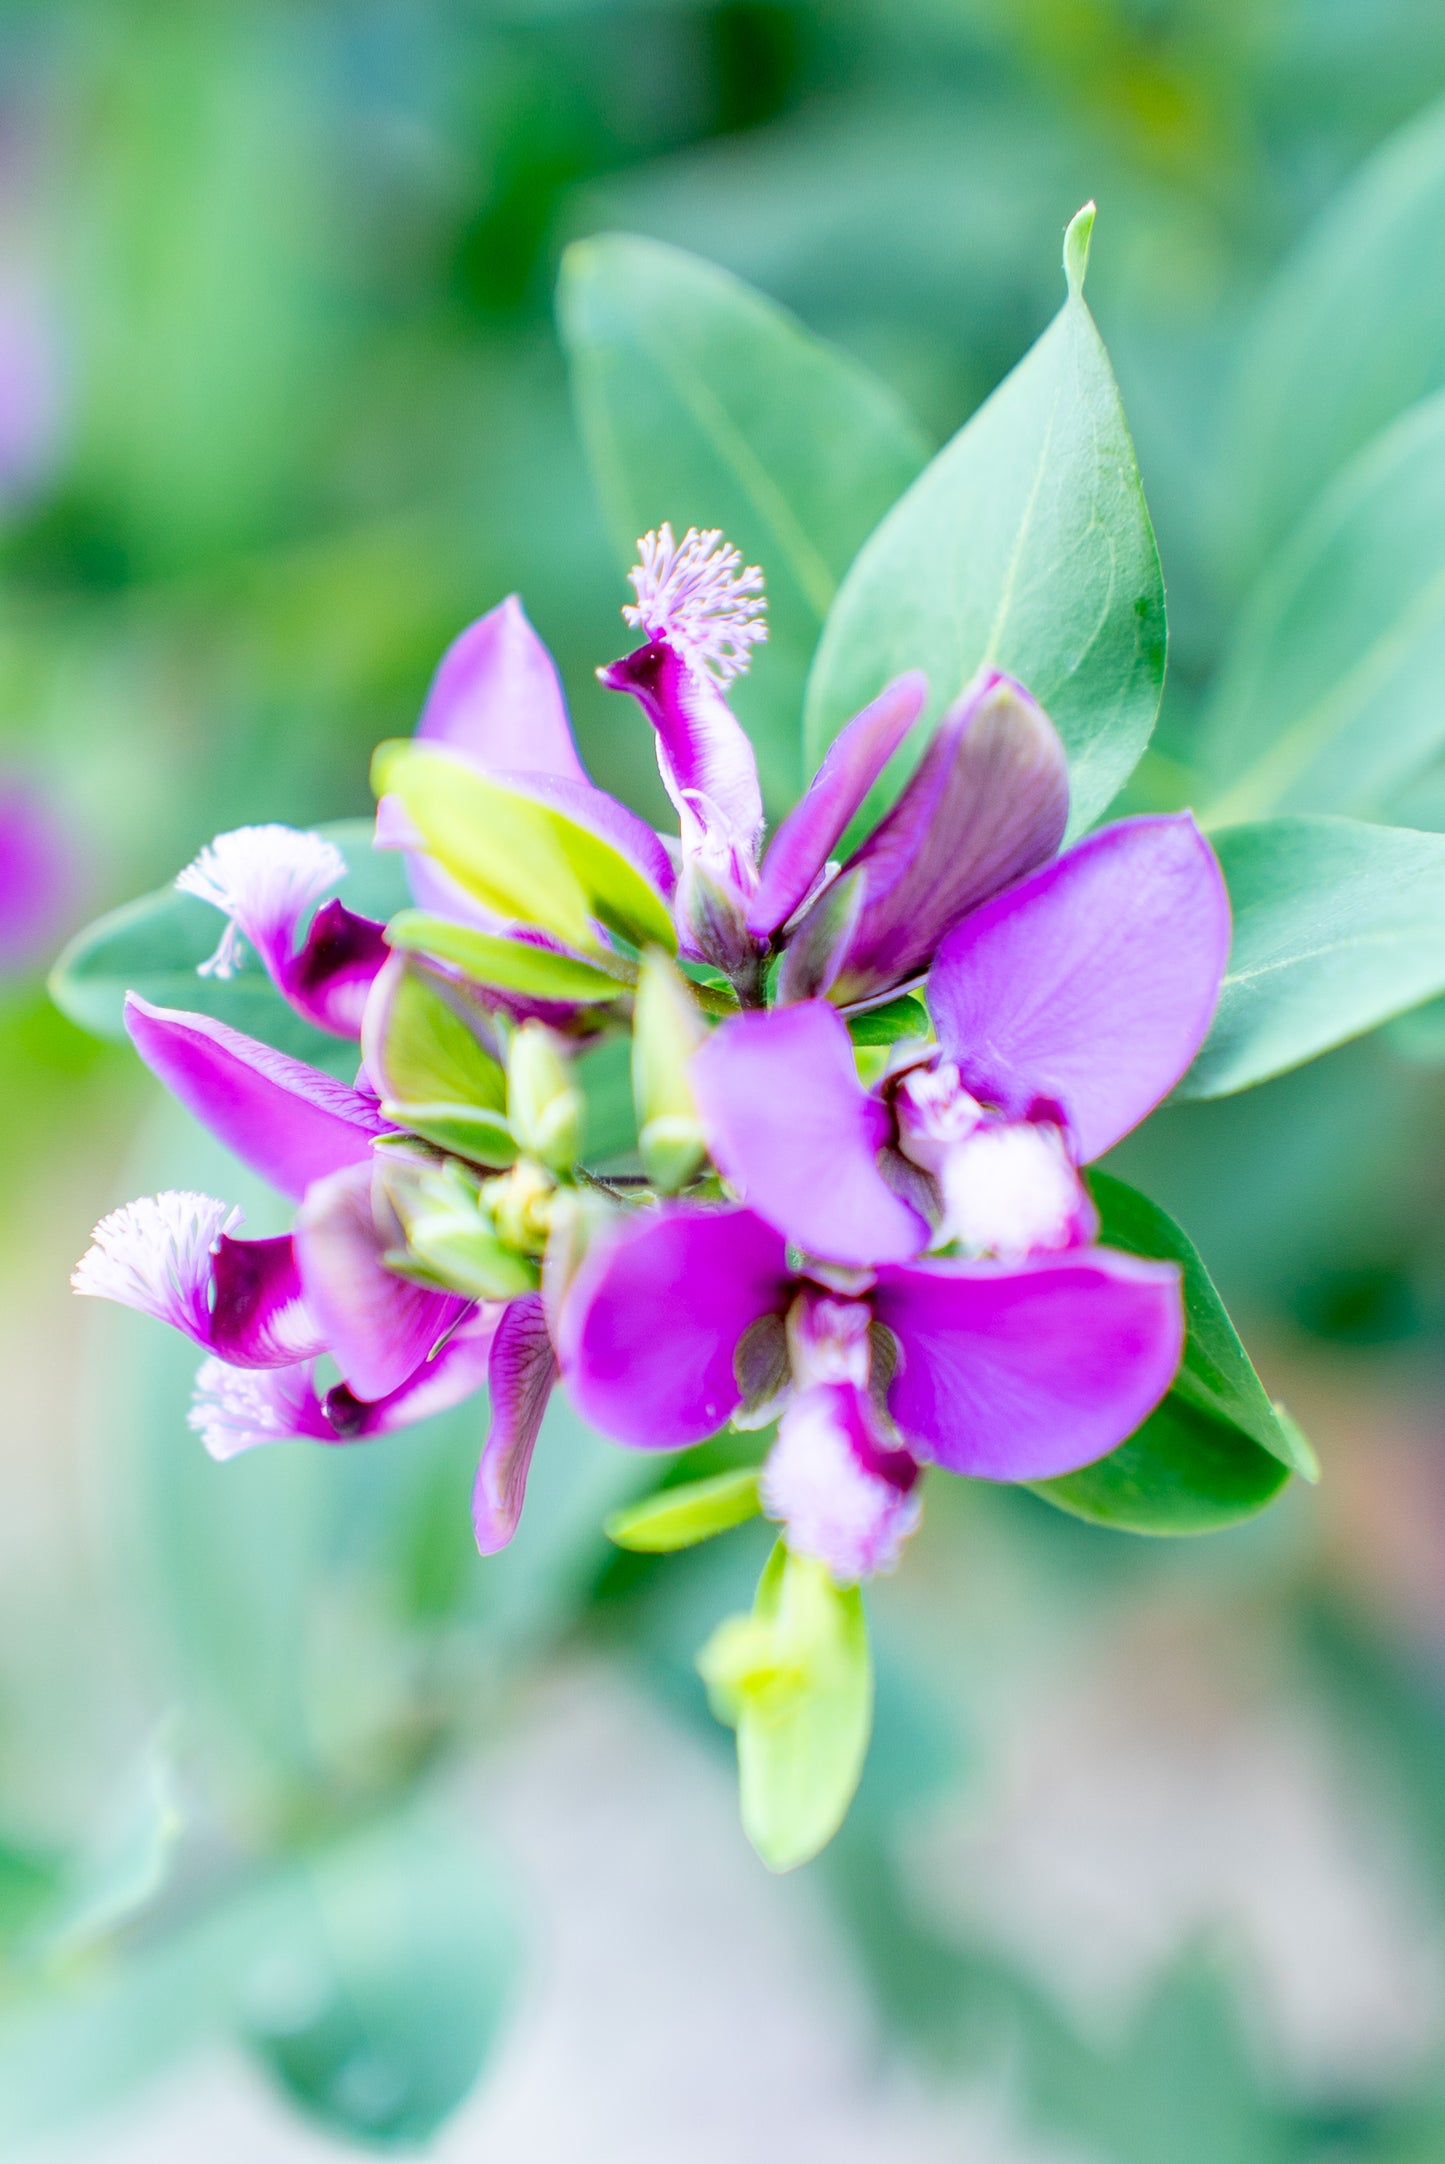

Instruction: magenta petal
[325,1305,500,1438]
[599,641,763,866]
[827,671,1070,1004]
[927,815,1231,1162]
[557,1205,791,1448]
[208,1233,329,1367]
[293,1160,466,1402]
[872,1248,1184,1481]
[472,1294,558,1554]
[278,900,389,1039]
[124,996,393,1200]
[691,1003,928,1266]
[417,595,586,785]
[749,673,927,938]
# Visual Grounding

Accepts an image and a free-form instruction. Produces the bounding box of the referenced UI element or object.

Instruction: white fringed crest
[623,525,766,685]
[176,824,346,978]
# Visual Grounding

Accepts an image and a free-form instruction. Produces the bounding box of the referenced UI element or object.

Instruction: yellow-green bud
[507,1021,584,1173]
[632,949,709,1193]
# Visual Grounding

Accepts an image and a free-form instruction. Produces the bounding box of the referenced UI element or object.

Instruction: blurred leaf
[557,231,930,812]
[1205,390,1445,821]
[804,205,1165,844]
[242,1810,518,2151]
[1032,1172,1298,1533]
[575,1029,639,1166]
[699,1541,873,1871]
[846,993,928,1046]
[387,912,628,1003]
[1225,93,1445,579]
[38,1723,185,1963]
[605,1468,761,1552]
[1180,816,1445,1098]
[48,820,403,1072]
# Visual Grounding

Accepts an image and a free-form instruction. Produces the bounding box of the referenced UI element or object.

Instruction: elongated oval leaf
[804,206,1165,842]
[1204,391,1445,822]
[387,913,629,1004]
[382,1104,516,1169]
[47,820,404,1072]
[1225,94,1445,578]
[1180,816,1445,1099]
[1031,1171,1303,1532]
[558,232,930,814]
[606,1469,761,1552]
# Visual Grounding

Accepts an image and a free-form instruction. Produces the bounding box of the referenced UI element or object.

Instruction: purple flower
[0,776,76,975]
[557,813,1229,1580]
[176,825,388,1038]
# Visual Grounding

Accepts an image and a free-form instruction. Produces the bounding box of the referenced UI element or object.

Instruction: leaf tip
[1271,1400,1321,1483]
[1064,202,1097,298]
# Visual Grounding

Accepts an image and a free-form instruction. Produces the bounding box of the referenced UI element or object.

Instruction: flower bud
[507,1021,584,1173]
[632,949,708,1193]
[676,855,764,995]
[378,1155,539,1301]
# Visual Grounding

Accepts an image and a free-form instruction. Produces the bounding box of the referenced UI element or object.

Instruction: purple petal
[760,1382,921,1581]
[871,1248,1184,1481]
[749,673,927,938]
[472,1293,558,1554]
[826,671,1070,1005]
[0,777,73,974]
[927,815,1231,1162]
[417,595,586,785]
[690,1003,928,1266]
[278,899,389,1038]
[293,1159,467,1402]
[125,996,392,1201]
[599,641,763,870]
[557,1204,791,1448]
[326,1305,500,1437]
[208,1233,329,1367]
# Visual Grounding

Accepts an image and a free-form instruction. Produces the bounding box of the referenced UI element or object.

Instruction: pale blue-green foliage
[558,232,930,813]
[804,206,1165,843]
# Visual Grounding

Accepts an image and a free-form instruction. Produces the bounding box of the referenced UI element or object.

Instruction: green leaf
[804,203,1164,844]
[606,1469,761,1552]
[364,953,507,1112]
[575,1030,640,1168]
[387,912,628,1004]
[241,1810,519,2150]
[382,1103,516,1169]
[1224,94,1445,579]
[557,232,929,813]
[48,820,404,1071]
[375,743,675,953]
[1180,816,1445,1099]
[39,1724,185,1962]
[1204,390,1445,823]
[1030,1171,1304,1534]
[699,1542,873,1871]
[845,994,929,1047]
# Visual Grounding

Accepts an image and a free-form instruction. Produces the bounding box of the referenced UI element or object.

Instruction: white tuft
[762,1386,920,1583]
[72,1191,240,1337]
[176,824,346,979]
[623,523,766,684]
[188,1356,314,1461]
[941,1121,1083,1261]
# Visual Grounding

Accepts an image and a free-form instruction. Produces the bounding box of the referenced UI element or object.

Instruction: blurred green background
[8,2,1445,2157]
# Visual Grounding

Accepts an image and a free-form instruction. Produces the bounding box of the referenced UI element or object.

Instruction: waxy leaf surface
[804,207,1165,843]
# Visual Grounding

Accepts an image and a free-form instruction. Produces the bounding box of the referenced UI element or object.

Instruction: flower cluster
[73,524,1230,1594]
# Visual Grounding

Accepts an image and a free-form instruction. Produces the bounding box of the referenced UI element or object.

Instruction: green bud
[697,1541,874,1872]
[486,1158,557,1255]
[507,1022,584,1173]
[379,1154,539,1301]
[632,950,708,1193]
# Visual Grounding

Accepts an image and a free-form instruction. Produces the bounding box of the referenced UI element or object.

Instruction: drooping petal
[761,1382,922,1582]
[188,1357,334,1460]
[416,595,586,785]
[557,1204,791,1448]
[748,673,927,938]
[279,898,390,1038]
[599,641,763,874]
[690,1003,928,1266]
[871,1248,1184,1482]
[926,814,1231,1162]
[825,671,1070,1005]
[293,1159,466,1402]
[124,995,392,1201]
[207,1232,329,1366]
[472,1293,558,1554]
[324,1304,500,1438]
